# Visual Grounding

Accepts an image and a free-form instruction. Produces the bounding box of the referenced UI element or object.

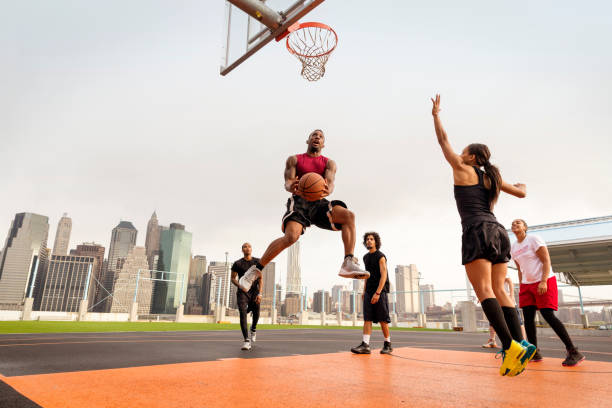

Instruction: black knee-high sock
[502,306,524,342]
[522,306,538,348]
[540,308,575,350]
[481,298,513,350]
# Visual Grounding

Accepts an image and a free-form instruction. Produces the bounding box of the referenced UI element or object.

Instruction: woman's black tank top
[454,166,498,229]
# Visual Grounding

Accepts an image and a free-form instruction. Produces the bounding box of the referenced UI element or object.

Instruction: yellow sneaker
[498,340,526,377]
[507,340,537,376]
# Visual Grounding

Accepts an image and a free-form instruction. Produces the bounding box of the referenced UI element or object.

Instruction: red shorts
[519,276,558,310]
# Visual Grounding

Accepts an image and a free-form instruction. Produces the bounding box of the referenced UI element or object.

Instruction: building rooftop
[508,215,612,287]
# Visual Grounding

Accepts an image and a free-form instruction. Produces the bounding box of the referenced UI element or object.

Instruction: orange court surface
[1,329,611,408]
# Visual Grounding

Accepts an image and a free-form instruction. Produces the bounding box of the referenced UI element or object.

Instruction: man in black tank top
[351,232,392,355]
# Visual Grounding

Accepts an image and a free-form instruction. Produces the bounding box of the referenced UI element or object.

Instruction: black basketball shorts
[281,194,347,234]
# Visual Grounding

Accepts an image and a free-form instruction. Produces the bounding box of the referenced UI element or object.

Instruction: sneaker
[507,340,537,376]
[338,257,370,279]
[380,341,393,355]
[520,340,538,361]
[531,350,543,362]
[250,330,256,343]
[241,340,251,351]
[239,265,261,292]
[562,348,585,367]
[350,341,371,354]
[482,339,499,348]
[497,340,526,377]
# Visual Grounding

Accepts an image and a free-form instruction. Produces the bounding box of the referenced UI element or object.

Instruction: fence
[3,272,611,330]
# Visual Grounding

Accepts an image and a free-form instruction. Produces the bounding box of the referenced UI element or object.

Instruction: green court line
[0,321,451,334]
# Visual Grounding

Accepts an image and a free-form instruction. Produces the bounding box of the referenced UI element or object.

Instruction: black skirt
[461,221,511,265]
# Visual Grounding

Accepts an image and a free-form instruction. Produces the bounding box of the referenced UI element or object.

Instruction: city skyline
[2,209,610,305]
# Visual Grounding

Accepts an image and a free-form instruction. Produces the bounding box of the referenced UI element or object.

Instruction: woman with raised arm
[430,94,536,377]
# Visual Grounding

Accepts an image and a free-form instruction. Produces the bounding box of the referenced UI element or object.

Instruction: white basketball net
[287,23,338,82]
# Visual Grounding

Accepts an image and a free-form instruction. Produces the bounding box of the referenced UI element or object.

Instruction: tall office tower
[190,255,207,285]
[154,223,192,313]
[70,243,105,310]
[331,284,344,311]
[229,284,238,309]
[200,272,216,315]
[260,262,276,315]
[286,242,301,294]
[110,246,153,314]
[0,213,49,309]
[102,221,137,312]
[275,283,282,313]
[144,212,160,270]
[51,213,72,256]
[39,255,96,312]
[313,290,331,313]
[284,293,301,316]
[207,261,231,308]
[420,284,435,310]
[353,279,365,294]
[395,264,420,314]
[185,281,203,315]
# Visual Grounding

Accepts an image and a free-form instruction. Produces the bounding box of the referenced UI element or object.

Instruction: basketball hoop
[283,22,338,82]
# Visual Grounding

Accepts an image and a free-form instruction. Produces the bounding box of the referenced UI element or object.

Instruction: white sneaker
[239,265,261,292]
[241,340,251,350]
[250,330,256,343]
[338,257,370,279]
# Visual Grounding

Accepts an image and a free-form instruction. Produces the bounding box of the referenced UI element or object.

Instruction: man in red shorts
[511,219,585,366]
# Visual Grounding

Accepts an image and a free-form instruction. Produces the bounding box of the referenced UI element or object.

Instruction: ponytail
[468,143,502,207]
[483,161,502,206]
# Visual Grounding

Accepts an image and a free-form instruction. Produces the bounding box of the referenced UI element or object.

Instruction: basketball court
[2,1,610,407]
[1,329,611,407]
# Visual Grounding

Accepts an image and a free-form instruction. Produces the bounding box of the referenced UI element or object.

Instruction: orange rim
[285,22,338,58]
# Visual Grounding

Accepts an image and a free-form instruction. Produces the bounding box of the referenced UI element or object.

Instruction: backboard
[220,0,325,76]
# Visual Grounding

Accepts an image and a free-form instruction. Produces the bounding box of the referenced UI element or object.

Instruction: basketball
[298,172,325,201]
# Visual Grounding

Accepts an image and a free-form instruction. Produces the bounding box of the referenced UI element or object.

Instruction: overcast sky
[2,1,611,303]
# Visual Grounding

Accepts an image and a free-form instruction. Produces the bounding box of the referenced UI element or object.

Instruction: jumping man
[239,129,369,292]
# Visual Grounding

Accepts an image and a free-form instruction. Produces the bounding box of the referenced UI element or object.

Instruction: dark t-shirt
[363,250,389,294]
[231,257,261,295]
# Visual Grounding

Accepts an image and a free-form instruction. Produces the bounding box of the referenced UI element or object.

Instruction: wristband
[375,292,381,295]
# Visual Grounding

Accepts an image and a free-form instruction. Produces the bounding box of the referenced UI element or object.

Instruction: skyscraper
[260,262,276,315]
[110,246,153,314]
[275,283,282,314]
[286,242,301,294]
[283,293,301,316]
[70,243,105,306]
[190,255,207,284]
[0,213,49,308]
[313,290,331,313]
[51,213,72,256]
[39,255,96,312]
[154,223,192,313]
[102,221,137,312]
[331,284,344,312]
[395,264,420,314]
[420,284,435,310]
[200,272,216,315]
[144,212,160,270]
[208,261,231,308]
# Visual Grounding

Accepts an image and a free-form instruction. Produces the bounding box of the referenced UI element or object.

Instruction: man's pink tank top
[296,153,328,177]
